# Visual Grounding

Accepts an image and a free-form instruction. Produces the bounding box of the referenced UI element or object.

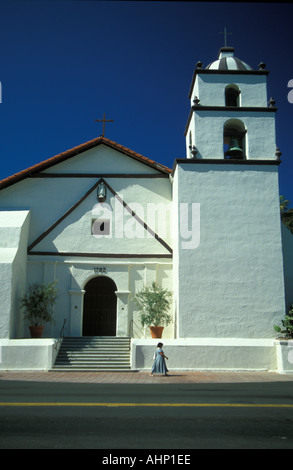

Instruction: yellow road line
[0,402,293,408]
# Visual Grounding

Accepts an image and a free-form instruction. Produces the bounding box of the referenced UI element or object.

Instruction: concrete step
[50,368,134,373]
[52,336,131,371]
[54,363,131,368]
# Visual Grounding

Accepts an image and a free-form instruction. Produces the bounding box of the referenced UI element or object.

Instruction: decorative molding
[115,290,131,298]
[192,105,277,112]
[28,251,173,259]
[30,173,170,179]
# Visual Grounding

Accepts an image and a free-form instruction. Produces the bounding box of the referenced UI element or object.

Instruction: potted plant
[134,282,172,338]
[20,281,58,338]
[274,304,293,339]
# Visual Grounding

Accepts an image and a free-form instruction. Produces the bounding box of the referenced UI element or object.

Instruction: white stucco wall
[186,111,276,160]
[191,74,268,108]
[0,145,174,341]
[0,139,287,372]
[0,338,58,370]
[0,211,30,339]
[42,145,161,175]
[131,338,276,371]
[26,258,173,339]
[0,146,172,256]
[275,340,293,374]
[173,162,286,339]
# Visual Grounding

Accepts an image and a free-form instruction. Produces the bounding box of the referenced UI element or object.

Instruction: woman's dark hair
[157,342,163,348]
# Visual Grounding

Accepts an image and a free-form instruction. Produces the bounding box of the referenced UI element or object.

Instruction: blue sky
[0,1,293,203]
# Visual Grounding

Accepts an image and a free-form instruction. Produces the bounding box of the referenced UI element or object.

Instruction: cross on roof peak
[219,27,232,48]
[95,113,114,137]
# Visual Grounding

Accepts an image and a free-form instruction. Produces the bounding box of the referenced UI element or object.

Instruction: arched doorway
[83,276,117,336]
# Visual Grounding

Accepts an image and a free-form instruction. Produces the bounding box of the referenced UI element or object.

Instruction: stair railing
[55,318,67,351]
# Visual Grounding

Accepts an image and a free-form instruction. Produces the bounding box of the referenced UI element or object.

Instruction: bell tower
[173,44,285,344]
[185,46,281,161]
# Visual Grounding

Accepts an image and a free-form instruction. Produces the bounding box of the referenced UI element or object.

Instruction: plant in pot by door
[20,281,58,338]
[134,282,172,338]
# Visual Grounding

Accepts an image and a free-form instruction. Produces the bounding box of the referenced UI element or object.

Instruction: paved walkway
[1,370,293,384]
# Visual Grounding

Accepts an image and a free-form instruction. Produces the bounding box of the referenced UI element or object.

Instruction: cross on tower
[95,113,114,137]
[219,27,232,47]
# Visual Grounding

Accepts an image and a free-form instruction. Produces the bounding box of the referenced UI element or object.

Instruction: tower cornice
[172,158,281,177]
[188,69,269,99]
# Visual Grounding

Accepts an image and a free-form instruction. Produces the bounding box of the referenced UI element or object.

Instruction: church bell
[224,136,244,159]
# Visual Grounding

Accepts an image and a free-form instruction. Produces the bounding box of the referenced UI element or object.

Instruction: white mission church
[0,45,293,372]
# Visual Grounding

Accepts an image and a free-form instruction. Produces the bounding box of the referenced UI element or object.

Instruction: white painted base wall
[2,338,293,374]
[131,338,277,372]
[0,339,58,371]
[275,340,293,374]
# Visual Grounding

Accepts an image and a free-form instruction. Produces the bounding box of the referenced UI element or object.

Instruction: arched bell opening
[225,84,241,107]
[223,119,247,160]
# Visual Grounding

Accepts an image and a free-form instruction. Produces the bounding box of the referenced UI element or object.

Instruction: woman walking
[150,342,169,376]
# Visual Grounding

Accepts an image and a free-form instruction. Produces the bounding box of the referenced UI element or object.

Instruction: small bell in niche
[97,182,106,203]
[224,136,244,159]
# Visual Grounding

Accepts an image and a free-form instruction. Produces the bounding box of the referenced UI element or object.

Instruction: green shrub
[20,281,58,326]
[134,282,173,328]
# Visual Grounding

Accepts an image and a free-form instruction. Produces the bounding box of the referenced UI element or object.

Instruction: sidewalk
[1,370,293,384]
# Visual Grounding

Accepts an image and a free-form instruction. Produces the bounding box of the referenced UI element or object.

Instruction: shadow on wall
[135,346,154,369]
[282,224,293,311]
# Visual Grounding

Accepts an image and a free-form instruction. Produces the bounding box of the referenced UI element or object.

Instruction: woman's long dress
[151,348,168,375]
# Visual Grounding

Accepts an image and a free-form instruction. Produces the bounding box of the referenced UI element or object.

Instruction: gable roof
[0,136,171,190]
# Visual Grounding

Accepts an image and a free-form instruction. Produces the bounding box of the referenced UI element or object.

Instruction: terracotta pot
[149,326,164,339]
[29,326,44,338]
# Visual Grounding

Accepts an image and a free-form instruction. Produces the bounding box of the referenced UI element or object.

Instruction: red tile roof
[0,136,171,190]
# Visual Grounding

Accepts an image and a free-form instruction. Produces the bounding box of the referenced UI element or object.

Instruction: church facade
[0,46,292,372]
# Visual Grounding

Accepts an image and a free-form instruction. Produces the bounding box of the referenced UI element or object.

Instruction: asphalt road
[0,380,293,450]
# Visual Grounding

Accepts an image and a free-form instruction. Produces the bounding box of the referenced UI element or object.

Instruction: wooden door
[83,276,117,336]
